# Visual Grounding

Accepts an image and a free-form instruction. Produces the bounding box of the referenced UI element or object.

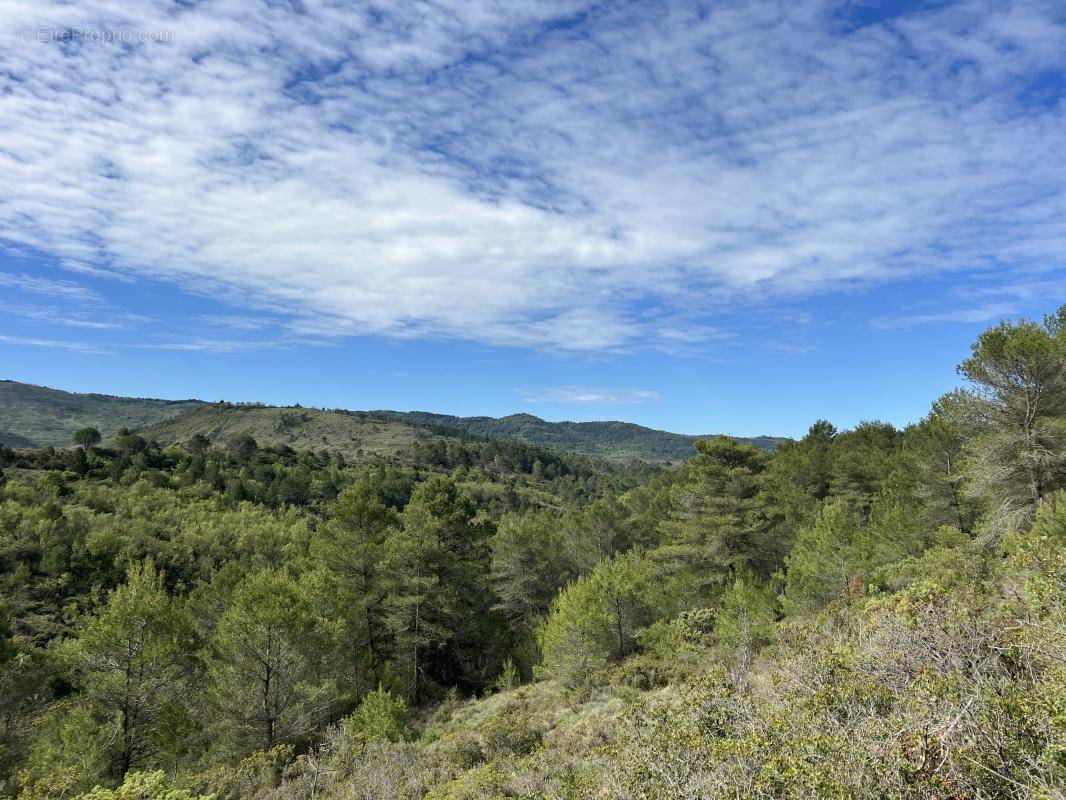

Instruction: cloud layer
[518,386,662,404]
[0,0,1064,351]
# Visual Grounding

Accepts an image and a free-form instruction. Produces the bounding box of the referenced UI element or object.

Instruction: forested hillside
[372,411,786,461]
[0,381,202,448]
[136,405,454,464]
[1,308,1064,799]
[0,381,782,463]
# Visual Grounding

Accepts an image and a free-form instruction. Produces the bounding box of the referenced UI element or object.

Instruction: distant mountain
[0,380,786,462]
[0,380,203,448]
[372,410,786,461]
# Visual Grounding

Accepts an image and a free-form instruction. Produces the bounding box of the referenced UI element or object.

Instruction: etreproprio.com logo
[16,26,175,44]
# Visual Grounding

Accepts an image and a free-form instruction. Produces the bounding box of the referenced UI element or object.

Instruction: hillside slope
[374,410,786,461]
[138,405,448,461]
[0,380,785,462]
[0,380,203,448]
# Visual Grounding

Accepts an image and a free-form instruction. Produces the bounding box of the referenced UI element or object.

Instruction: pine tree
[782,499,862,614]
[64,561,194,780]
[209,569,337,752]
[538,552,683,685]
[312,480,398,661]
[888,399,978,534]
[382,475,496,701]
[955,306,1066,519]
[72,427,101,453]
[657,437,771,594]
[828,421,901,518]
[491,509,577,633]
[761,420,837,543]
[714,572,777,675]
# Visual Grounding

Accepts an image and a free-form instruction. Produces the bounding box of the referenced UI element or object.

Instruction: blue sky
[0,0,1064,438]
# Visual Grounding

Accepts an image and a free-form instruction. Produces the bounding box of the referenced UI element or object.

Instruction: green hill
[373,410,786,461]
[0,428,36,448]
[0,380,785,462]
[138,404,449,462]
[0,380,203,448]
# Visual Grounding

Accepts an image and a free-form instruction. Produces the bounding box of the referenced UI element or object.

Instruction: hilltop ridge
[0,379,785,462]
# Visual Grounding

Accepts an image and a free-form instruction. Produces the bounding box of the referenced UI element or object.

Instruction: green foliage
[345,687,409,744]
[827,421,900,515]
[74,770,212,800]
[1,309,1065,800]
[61,560,195,780]
[0,601,12,665]
[312,479,397,663]
[760,419,836,543]
[605,547,1066,798]
[382,475,497,701]
[657,436,773,594]
[782,499,862,614]
[73,428,102,452]
[536,572,612,686]
[491,659,520,693]
[956,307,1066,516]
[208,569,338,754]
[714,573,777,656]
[21,707,110,794]
[490,509,577,633]
[537,552,686,685]
[0,644,52,794]
[889,401,979,533]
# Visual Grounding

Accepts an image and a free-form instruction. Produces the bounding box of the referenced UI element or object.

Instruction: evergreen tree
[888,399,979,534]
[955,306,1066,518]
[782,499,863,614]
[209,569,337,753]
[714,572,777,674]
[657,437,771,594]
[490,509,576,634]
[0,601,12,665]
[761,419,836,543]
[312,480,398,661]
[566,495,636,571]
[536,573,612,686]
[828,421,900,517]
[382,475,496,701]
[64,561,194,780]
[344,686,409,744]
[538,552,683,685]
[72,427,102,453]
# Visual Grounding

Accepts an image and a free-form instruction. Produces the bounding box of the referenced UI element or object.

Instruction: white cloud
[0,301,127,329]
[126,338,285,354]
[197,314,275,332]
[0,1,1064,351]
[518,386,661,404]
[0,334,113,355]
[763,340,817,354]
[872,303,1023,330]
[0,272,101,302]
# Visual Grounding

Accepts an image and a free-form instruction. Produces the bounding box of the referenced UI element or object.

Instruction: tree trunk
[948,479,968,533]
[263,664,275,749]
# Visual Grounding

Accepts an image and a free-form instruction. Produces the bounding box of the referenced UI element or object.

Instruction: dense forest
[1,308,1064,799]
